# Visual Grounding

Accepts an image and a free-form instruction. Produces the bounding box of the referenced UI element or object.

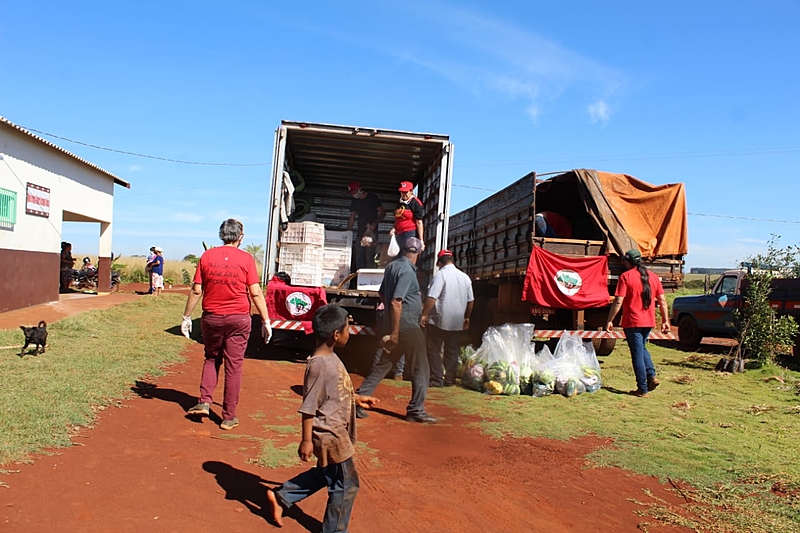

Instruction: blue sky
[2,0,799,269]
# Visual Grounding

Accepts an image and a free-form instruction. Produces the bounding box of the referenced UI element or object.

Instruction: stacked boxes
[278,222,325,286]
[322,230,352,287]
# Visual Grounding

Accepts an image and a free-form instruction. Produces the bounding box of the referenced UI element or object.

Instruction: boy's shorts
[152,273,164,289]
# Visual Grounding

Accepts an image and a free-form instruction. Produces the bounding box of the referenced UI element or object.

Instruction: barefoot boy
[267,304,378,531]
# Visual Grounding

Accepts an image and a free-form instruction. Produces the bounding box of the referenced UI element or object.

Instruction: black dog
[20,320,48,356]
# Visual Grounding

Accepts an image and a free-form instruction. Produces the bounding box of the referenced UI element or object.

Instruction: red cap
[347,181,361,194]
[398,181,414,192]
[437,249,453,260]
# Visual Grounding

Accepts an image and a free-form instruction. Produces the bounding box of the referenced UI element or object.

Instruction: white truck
[263,120,454,342]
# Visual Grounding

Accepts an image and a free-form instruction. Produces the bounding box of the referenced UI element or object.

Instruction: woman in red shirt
[182,219,272,429]
[605,249,671,397]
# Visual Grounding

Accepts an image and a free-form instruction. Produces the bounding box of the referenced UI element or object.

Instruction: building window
[0,187,17,225]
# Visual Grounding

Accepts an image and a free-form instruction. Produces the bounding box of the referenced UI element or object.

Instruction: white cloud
[128,164,144,172]
[387,3,627,123]
[588,100,611,125]
[171,212,203,223]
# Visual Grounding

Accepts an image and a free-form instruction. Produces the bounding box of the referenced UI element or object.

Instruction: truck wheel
[678,316,702,347]
[592,338,616,356]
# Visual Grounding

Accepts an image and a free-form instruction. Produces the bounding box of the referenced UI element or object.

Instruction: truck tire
[678,315,702,347]
[592,338,616,356]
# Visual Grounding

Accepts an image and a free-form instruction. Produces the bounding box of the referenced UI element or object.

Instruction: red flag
[522,247,610,309]
[267,276,328,333]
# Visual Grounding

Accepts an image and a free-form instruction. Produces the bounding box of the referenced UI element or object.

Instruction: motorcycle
[71,256,121,291]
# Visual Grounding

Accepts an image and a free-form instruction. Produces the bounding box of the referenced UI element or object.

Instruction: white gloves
[181,316,192,339]
[262,320,273,343]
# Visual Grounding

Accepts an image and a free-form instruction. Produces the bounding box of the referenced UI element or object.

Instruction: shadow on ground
[203,460,322,532]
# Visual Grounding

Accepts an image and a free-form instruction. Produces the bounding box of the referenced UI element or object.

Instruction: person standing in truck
[605,249,671,398]
[345,181,386,271]
[390,181,424,252]
[534,210,573,238]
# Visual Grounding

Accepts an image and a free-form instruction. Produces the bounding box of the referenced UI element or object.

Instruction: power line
[452,183,495,191]
[21,124,800,225]
[23,126,270,167]
[688,212,800,224]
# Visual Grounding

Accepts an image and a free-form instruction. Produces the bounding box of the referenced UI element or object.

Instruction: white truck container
[264,120,454,336]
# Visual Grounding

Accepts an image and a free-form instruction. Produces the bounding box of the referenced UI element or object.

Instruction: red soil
[0,287,696,532]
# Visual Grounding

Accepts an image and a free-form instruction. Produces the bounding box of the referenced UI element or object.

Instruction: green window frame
[0,187,17,225]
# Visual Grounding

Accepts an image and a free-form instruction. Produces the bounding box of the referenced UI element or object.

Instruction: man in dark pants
[345,181,386,272]
[421,249,475,387]
[355,237,436,424]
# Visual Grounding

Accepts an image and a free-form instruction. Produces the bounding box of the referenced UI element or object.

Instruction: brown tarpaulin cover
[539,169,688,258]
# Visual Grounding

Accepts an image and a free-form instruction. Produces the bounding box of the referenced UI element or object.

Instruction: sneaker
[647,377,660,391]
[406,412,437,424]
[220,418,239,430]
[187,402,210,416]
[355,406,369,419]
[393,373,403,381]
[628,389,649,398]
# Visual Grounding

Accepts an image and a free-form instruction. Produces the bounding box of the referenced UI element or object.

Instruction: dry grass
[75,253,197,285]
[671,400,692,412]
[672,374,697,385]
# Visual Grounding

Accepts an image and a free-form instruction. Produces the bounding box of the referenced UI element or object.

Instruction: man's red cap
[437,249,453,260]
[347,181,361,194]
[398,181,414,192]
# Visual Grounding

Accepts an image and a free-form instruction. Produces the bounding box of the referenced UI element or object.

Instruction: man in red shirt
[182,219,272,430]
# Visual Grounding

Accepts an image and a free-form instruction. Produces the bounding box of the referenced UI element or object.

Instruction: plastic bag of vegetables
[459,345,487,392]
[479,324,535,395]
[576,339,603,393]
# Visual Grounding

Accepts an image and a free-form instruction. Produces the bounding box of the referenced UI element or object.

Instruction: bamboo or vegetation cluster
[735,238,800,363]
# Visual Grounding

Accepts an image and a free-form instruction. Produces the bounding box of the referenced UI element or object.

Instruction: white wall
[0,126,117,254]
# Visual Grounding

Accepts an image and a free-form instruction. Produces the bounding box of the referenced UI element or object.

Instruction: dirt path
[1,289,695,532]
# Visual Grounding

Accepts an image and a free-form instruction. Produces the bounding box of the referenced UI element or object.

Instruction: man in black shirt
[346,181,386,271]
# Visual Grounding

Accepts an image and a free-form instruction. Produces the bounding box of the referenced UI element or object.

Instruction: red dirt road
[0,291,695,532]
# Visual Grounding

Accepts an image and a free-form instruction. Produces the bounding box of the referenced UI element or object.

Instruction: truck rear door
[264,125,289,284]
[417,142,454,276]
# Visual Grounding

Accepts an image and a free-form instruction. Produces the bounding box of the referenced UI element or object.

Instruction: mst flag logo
[523,247,610,309]
[285,292,313,317]
[554,269,582,296]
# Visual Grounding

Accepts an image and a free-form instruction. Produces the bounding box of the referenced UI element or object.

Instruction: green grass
[430,344,800,532]
[4,295,800,531]
[0,295,190,464]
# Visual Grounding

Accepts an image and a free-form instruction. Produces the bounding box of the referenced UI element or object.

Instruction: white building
[0,116,130,312]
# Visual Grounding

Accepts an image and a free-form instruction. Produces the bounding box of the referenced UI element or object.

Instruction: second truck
[448,168,688,355]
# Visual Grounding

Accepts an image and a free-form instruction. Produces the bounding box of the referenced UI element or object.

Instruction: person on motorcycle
[81,257,96,272]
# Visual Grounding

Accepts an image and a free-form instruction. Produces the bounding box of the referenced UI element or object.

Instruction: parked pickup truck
[671,269,800,356]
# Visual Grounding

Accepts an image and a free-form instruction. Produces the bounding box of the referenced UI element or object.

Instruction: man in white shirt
[420,250,475,387]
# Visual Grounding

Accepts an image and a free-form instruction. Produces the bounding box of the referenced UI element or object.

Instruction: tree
[244,243,264,265]
[735,236,799,365]
[183,254,199,265]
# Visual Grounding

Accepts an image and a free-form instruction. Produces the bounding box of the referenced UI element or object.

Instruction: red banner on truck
[522,247,610,309]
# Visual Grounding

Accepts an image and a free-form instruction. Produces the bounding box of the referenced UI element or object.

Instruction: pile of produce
[457,326,603,398]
